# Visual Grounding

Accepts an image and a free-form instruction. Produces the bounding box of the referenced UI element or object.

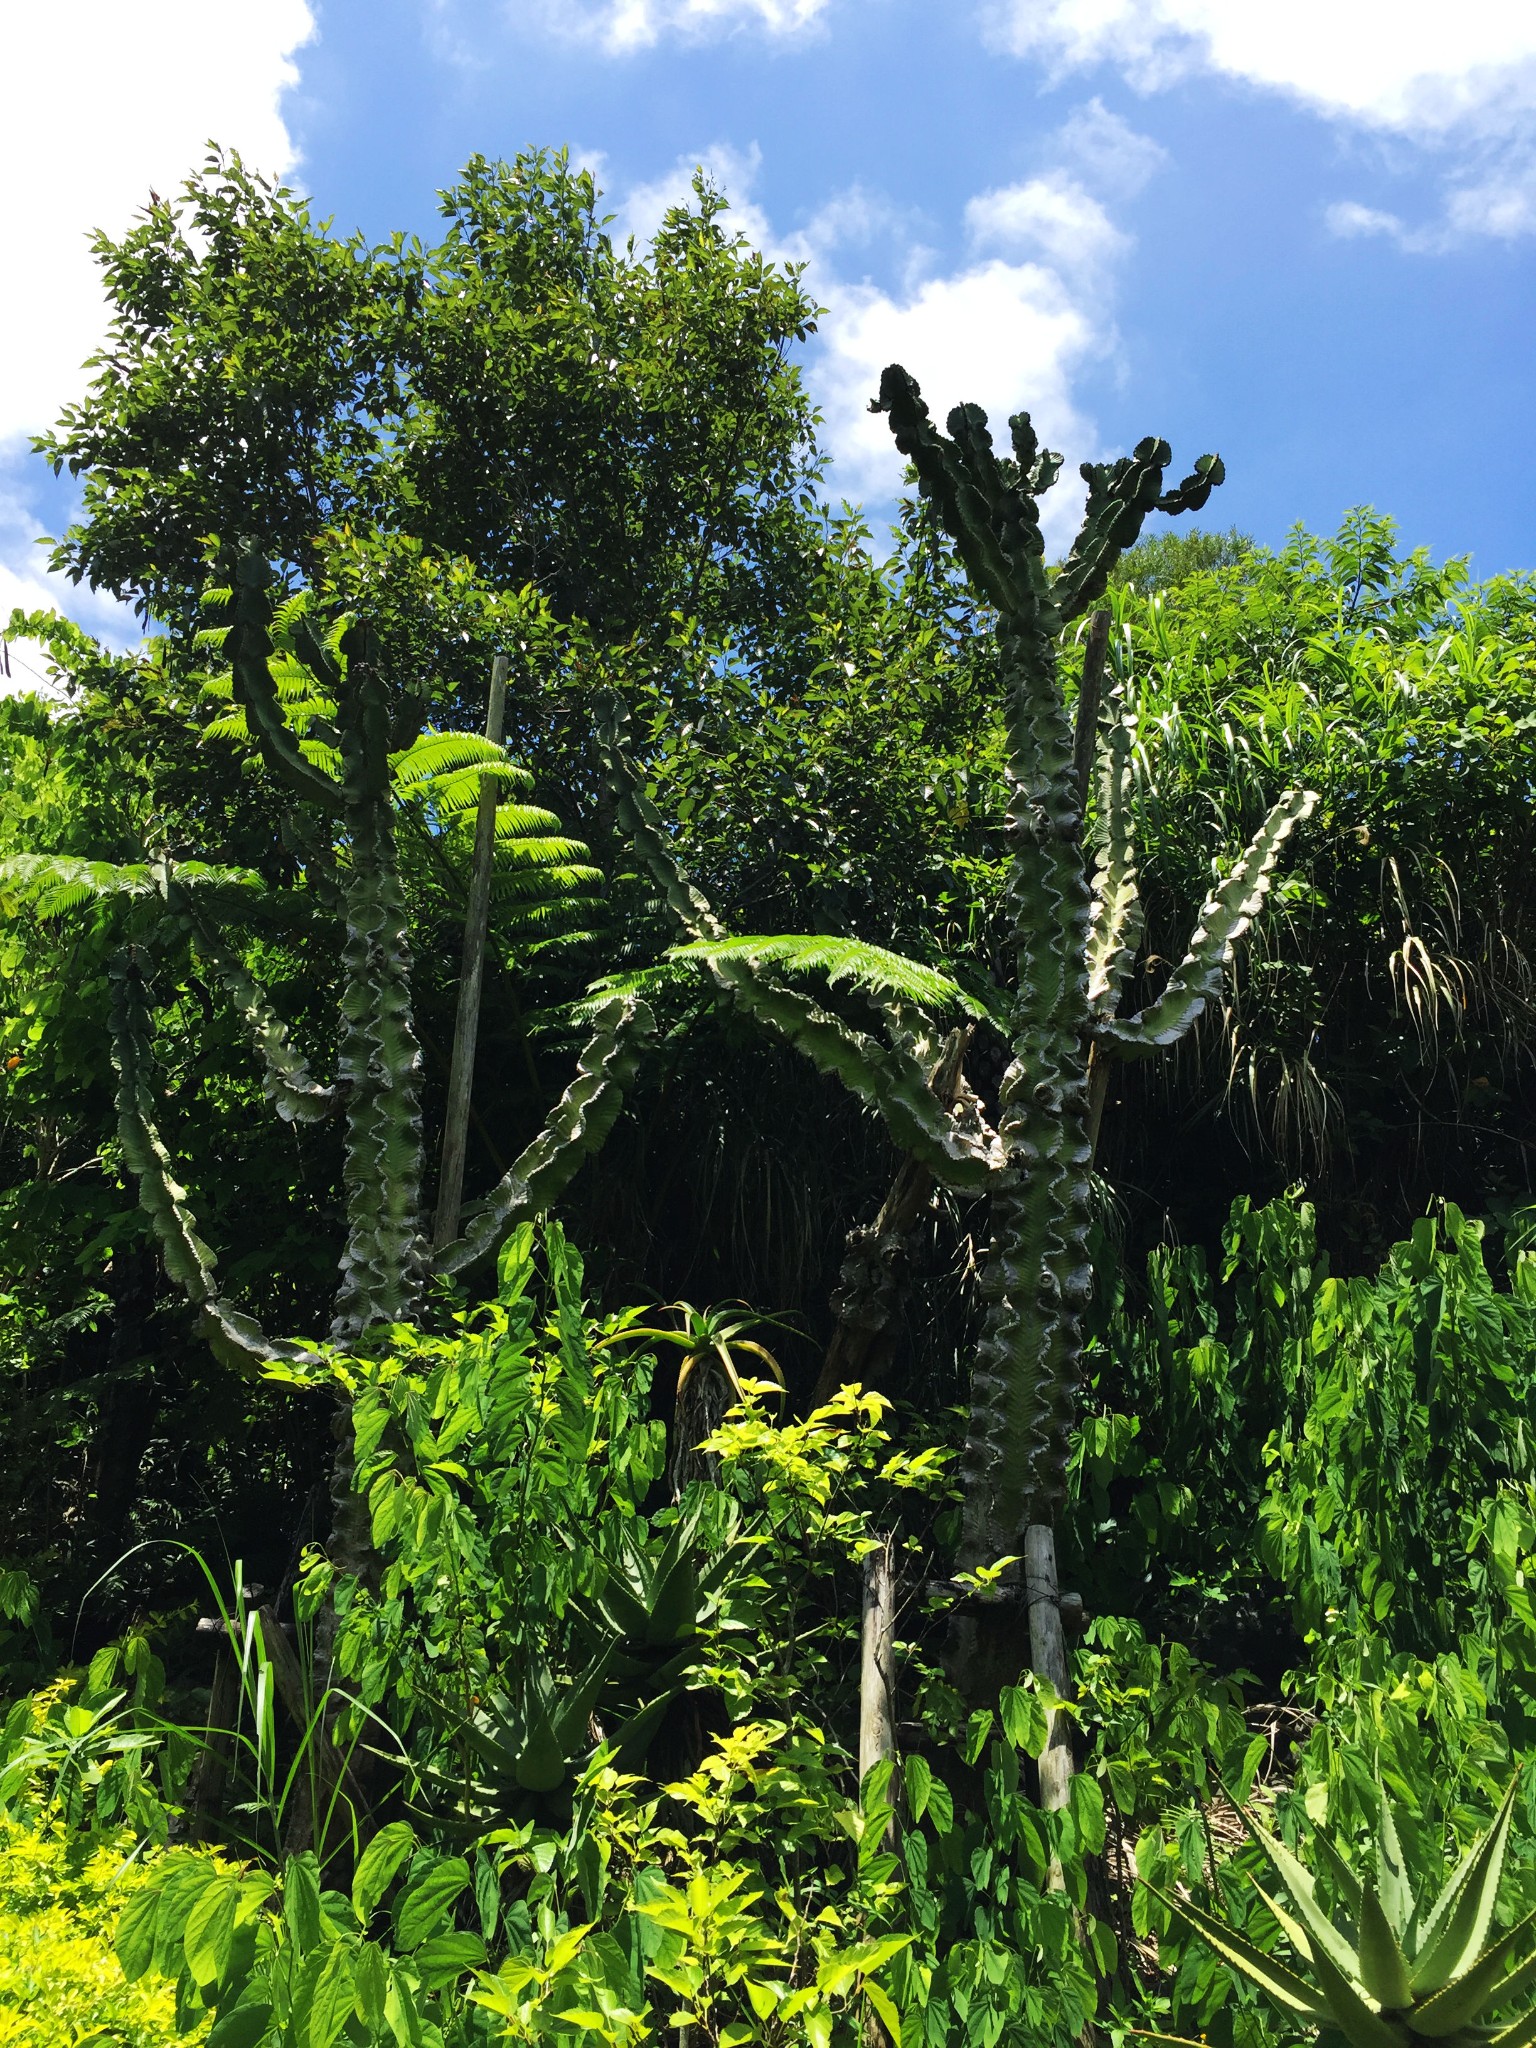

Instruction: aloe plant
[1149,1776,1536,2048]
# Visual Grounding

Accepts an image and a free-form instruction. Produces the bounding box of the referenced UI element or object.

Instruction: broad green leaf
[116,1884,161,1982]
[307,1939,360,2048]
[394,1855,471,1951]
[352,1821,415,1923]
[184,1875,239,1991]
[354,1941,389,2028]
[414,1930,488,1990]
[283,1851,323,1954]
[904,1755,933,1824]
[866,1980,902,2045]
[205,2001,274,2048]
[998,1685,1047,1755]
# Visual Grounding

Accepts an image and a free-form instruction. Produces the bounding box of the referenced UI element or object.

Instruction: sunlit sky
[4,0,1536,676]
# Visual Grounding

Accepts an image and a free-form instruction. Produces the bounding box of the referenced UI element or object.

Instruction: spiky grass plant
[1150,1778,1536,2048]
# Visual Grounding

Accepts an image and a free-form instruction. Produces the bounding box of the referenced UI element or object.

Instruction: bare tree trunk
[433,652,510,1251]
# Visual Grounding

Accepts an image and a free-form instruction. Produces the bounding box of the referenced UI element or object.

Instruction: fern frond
[666,935,981,1016]
[390,732,523,787]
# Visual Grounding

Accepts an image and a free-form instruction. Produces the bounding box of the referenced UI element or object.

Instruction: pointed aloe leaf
[1357,1880,1414,2011]
[1313,1824,1366,1924]
[1251,1878,1335,1970]
[1377,1781,1414,1942]
[1486,1941,1536,2020]
[1308,1932,1409,2048]
[1234,1804,1364,1981]
[1149,1885,1327,2019]
[1096,786,1317,1058]
[1490,2003,1536,2048]
[1412,1907,1536,2037]
[1412,1780,1521,1996]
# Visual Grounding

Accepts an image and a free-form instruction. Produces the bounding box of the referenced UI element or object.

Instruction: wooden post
[1025,1522,1074,1887]
[858,1534,897,1791]
[433,653,509,1251]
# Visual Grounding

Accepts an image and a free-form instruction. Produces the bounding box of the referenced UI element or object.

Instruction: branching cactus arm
[433,994,656,1275]
[1055,446,1225,624]
[1085,710,1145,1022]
[109,950,294,1369]
[1096,786,1318,1058]
[222,547,345,812]
[184,915,337,1123]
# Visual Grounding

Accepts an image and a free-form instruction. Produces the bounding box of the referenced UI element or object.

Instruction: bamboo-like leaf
[1151,1885,1328,2019]
[1096,787,1317,1057]
[434,995,655,1276]
[1085,711,1144,1020]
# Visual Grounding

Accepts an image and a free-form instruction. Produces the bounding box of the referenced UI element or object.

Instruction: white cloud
[984,1,1536,245]
[965,173,1129,284]
[540,0,830,53]
[812,260,1102,545]
[984,2,1536,132]
[610,110,1156,544]
[0,0,313,639]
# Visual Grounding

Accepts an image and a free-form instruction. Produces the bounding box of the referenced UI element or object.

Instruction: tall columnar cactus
[603,365,1316,1590]
[6,543,653,1370]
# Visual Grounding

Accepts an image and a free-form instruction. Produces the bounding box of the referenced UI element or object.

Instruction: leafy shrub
[0,1813,212,2046]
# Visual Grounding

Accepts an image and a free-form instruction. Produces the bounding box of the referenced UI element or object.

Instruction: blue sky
[3,0,1535,674]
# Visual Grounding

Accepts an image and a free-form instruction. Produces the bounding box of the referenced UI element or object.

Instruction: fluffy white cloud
[812,260,1102,537]
[0,0,313,660]
[965,174,1128,284]
[541,0,830,53]
[985,0,1536,246]
[984,1,1536,131]
[612,109,1156,542]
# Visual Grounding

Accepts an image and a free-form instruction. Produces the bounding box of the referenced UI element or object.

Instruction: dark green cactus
[605,365,1315,1579]
[35,543,652,1369]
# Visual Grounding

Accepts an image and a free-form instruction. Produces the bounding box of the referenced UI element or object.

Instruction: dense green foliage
[2,141,1536,2048]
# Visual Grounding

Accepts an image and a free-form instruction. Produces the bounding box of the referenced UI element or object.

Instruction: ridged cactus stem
[331,653,425,1341]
